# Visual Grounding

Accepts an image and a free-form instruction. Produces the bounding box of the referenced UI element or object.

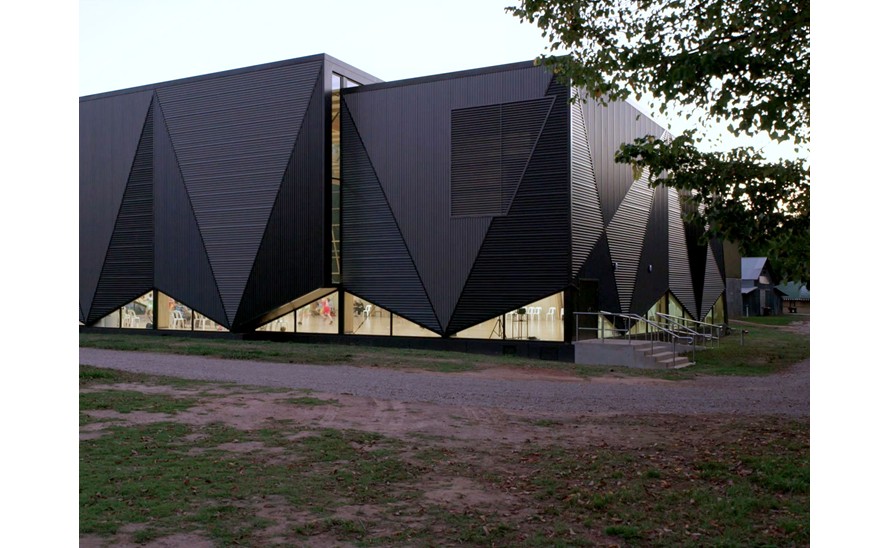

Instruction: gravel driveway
[79,348,809,417]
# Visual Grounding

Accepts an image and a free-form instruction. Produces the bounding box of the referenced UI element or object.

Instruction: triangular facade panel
[88,102,156,323]
[448,78,571,335]
[667,188,698,318]
[340,104,442,333]
[235,77,326,329]
[80,90,154,320]
[604,169,655,312]
[153,97,228,327]
[344,67,555,330]
[155,61,322,320]
[630,185,670,315]
[700,244,725,318]
[570,91,606,278]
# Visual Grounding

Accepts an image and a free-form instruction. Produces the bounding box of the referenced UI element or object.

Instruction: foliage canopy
[508,0,810,282]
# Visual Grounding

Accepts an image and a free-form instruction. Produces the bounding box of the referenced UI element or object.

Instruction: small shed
[741,257,785,316]
[775,281,810,314]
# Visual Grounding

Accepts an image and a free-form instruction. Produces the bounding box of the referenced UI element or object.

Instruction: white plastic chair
[546,307,556,321]
[363,304,373,318]
[528,306,541,320]
[171,310,186,329]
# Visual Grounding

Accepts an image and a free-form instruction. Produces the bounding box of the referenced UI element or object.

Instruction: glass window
[297,292,339,334]
[158,291,192,331]
[344,292,391,336]
[454,292,564,341]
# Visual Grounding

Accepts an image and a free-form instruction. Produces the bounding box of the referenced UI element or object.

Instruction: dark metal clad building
[80,53,727,342]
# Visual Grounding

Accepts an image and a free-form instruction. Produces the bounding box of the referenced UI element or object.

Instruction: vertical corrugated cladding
[155,60,323,322]
[667,188,698,318]
[340,98,442,332]
[447,77,571,335]
[343,65,554,330]
[233,73,327,330]
[79,91,154,321]
[153,96,228,327]
[570,88,605,278]
[630,184,670,315]
[89,102,155,322]
[582,96,665,227]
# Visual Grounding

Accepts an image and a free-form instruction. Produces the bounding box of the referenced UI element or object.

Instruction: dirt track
[79,348,809,417]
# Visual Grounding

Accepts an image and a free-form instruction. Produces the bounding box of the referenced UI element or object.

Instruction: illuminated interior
[453,292,564,342]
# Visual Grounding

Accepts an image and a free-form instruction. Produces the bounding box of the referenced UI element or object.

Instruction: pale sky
[79,0,800,160]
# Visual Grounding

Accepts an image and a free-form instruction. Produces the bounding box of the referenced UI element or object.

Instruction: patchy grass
[689,322,809,376]
[81,365,809,546]
[80,390,198,415]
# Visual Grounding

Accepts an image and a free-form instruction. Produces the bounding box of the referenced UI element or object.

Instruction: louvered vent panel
[451,97,554,217]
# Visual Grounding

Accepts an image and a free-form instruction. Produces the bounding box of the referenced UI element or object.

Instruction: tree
[507,0,810,283]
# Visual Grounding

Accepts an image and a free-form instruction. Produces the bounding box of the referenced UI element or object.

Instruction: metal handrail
[574,311,695,367]
[655,312,723,347]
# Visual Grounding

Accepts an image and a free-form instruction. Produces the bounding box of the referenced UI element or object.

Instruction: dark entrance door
[573,279,599,339]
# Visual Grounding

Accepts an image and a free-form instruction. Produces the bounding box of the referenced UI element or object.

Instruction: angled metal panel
[577,233,621,315]
[80,90,153,320]
[581,94,666,227]
[667,188,698,318]
[604,169,655,312]
[630,185,670,315]
[344,66,554,330]
[340,103,441,333]
[570,91,605,278]
[700,244,725,318]
[153,97,228,327]
[88,102,155,323]
[234,75,327,330]
[155,60,323,321]
[448,78,571,335]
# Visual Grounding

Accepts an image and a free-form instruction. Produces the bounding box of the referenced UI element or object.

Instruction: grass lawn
[80,365,809,546]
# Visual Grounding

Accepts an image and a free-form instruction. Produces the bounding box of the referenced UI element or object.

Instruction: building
[775,281,810,315]
[740,257,783,316]
[80,54,727,344]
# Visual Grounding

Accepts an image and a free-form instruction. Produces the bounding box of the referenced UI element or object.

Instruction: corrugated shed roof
[776,282,810,300]
[741,257,768,281]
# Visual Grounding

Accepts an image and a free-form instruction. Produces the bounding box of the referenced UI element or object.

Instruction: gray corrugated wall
[234,74,327,329]
[79,91,153,321]
[153,96,228,327]
[88,102,155,322]
[155,60,322,323]
[342,66,556,331]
